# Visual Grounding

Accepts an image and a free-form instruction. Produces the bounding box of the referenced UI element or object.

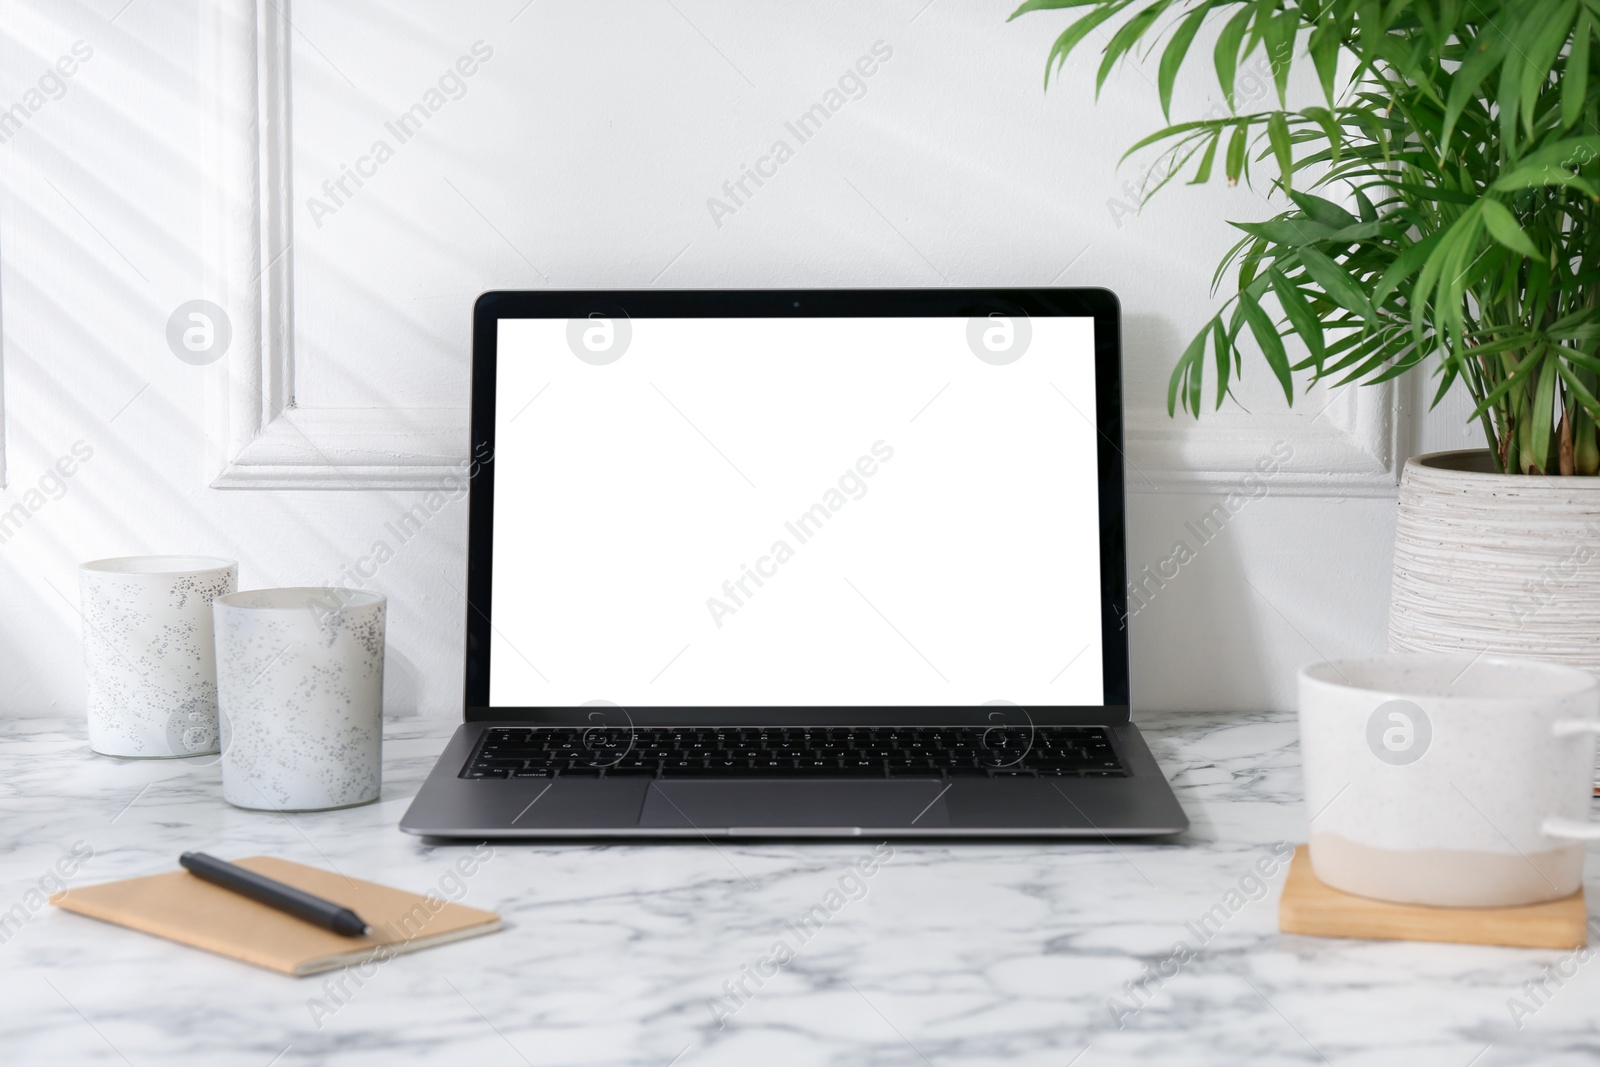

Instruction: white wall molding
[201,0,468,491]
[194,0,1393,497]
[1126,377,1401,499]
[1123,379,1401,497]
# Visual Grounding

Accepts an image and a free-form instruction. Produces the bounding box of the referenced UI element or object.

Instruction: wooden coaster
[1278,845,1589,949]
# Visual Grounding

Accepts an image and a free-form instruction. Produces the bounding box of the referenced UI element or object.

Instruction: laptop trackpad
[640,781,951,832]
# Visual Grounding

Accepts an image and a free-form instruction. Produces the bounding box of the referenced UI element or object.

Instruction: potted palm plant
[1013,1,1600,672]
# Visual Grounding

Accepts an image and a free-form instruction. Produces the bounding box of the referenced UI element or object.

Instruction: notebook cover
[51,856,502,976]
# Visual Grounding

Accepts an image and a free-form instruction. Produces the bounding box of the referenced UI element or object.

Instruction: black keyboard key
[698,760,752,775]
[888,758,939,775]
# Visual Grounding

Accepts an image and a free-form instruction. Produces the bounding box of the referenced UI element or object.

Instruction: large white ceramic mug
[213,587,385,811]
[1300,653,1600,907]
[79,555,238,758]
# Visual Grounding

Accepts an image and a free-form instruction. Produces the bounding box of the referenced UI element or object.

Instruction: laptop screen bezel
[464,289,1129,725]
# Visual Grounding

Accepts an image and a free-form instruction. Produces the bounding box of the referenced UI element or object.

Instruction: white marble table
[3,710,1598,1067]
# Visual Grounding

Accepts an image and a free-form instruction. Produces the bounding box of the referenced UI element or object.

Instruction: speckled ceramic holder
[1300,653,1600,907]
[213,587,385,812]
[79,555,238,759]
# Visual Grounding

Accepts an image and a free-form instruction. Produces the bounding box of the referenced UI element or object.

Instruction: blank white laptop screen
[489,316,1103,708]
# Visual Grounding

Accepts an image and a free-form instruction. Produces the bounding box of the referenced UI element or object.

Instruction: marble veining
[3,709,1599,1066]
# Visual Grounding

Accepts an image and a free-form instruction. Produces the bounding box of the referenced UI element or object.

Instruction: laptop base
[399,720,1188,838]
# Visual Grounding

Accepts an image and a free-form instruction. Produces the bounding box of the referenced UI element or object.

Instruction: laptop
[399,289,1188,838]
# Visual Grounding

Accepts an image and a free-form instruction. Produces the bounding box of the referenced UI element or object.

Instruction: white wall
[0,0,1471,727]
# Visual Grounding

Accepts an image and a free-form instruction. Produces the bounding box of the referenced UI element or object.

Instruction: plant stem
[1559,403,1576,476]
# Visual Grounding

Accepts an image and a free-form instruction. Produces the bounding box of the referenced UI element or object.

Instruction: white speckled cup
[213,587,385,811]
[79,556,238,758]
[1300,653,1600,907]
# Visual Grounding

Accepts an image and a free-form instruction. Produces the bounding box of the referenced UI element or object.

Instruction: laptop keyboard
[461,726,1128,780]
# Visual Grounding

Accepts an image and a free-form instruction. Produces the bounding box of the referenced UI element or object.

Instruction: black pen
[179,852,371,937]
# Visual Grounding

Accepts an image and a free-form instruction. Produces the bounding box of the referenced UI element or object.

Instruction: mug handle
[1541,720,1600,841]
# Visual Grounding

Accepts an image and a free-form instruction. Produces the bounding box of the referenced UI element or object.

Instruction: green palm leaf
[1017,0,1600,473]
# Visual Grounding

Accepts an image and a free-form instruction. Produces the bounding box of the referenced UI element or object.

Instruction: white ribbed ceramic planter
[1390,450,1600,673]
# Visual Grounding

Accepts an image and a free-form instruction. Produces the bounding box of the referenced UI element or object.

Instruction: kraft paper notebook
[51,856,502,976]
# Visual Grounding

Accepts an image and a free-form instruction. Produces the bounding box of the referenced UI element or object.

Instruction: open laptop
[400,289,1187,837]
